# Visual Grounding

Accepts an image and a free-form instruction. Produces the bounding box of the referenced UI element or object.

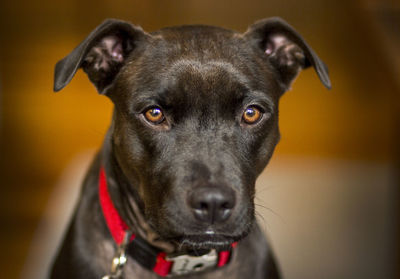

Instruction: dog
[50,17,330,279]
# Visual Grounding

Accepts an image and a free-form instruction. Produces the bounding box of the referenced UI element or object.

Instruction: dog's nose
[188,186,235,224]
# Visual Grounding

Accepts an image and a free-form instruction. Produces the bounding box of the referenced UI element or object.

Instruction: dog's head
[54,18,330,250]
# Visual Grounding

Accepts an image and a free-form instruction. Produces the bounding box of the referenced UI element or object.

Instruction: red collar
[98,166,235,277]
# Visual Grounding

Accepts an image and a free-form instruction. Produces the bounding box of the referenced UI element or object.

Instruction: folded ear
[54,19,149,94]
[243,17,331,91]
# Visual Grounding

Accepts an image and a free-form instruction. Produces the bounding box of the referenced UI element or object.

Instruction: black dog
[50,17,330,279]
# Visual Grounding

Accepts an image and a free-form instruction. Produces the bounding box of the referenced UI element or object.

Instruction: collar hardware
[166,249,218,276]
[102,231,132,279]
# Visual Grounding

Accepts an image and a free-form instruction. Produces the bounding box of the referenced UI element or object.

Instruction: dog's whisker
[254,203,285,224]
[256,184,280,194]
[254,211,269,233]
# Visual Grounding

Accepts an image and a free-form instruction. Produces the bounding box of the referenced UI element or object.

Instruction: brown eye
[242,106,262,124]
[144,107,164,124]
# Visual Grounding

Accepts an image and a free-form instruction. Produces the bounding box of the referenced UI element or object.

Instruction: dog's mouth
[166,231,248,251]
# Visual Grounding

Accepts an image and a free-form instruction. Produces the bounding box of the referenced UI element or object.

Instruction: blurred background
[0,0,399,278]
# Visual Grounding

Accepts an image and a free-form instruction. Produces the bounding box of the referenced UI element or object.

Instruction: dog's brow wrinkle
[169,59,250,86]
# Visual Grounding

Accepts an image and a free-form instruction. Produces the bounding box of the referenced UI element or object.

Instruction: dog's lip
[205,229,215,235]
[167,233,233,241]
[166,232,245,250]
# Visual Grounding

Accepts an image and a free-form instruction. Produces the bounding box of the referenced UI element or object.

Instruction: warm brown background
[0,0,399,278]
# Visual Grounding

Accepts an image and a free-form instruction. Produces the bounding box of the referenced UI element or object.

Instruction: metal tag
[167,249,218,276]
[102,232,131,279]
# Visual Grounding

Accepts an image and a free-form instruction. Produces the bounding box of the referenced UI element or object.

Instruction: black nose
[188,186,235,224]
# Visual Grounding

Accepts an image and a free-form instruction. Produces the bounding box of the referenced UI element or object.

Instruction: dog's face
[110,28,282,247]
[54,18,330,249]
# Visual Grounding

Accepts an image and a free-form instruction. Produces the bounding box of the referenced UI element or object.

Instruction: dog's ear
[54,19,149,94]
[244,17,331,91]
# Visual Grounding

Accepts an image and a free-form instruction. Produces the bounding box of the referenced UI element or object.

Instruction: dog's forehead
[126,59,250,114]
[165,58,249,97]
[117,25,279,110]
[168,59,248,83]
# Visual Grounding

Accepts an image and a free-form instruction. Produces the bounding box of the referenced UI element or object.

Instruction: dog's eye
[242,106,262,124]
[144,107,165,124]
